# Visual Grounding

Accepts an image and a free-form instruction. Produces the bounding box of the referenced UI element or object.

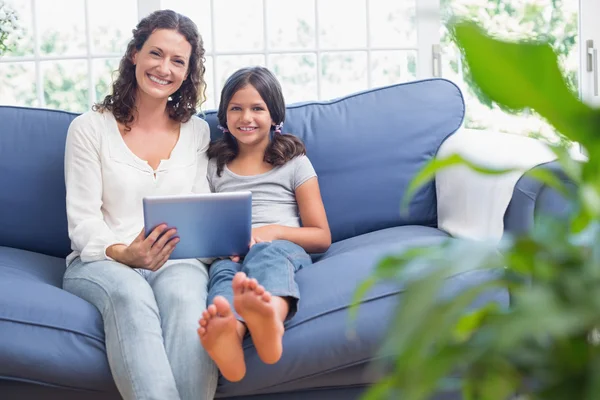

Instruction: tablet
[143,191,252,259]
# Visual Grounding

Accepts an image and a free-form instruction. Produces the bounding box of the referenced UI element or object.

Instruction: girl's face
[225,84,274,150]
[132,29,191,103]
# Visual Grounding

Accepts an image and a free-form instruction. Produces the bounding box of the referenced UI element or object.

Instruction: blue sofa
[0,78,569,399]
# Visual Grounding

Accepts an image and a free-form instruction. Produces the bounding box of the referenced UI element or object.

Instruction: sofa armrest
[503,160,576,236]
[436,129,558,242]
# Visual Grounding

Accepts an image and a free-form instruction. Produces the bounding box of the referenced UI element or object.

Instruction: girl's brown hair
[94,9,206,130]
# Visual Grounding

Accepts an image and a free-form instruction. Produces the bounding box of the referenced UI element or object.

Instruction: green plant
[354,21,600,400]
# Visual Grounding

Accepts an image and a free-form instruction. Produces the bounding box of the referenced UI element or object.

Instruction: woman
[62,10,217,400]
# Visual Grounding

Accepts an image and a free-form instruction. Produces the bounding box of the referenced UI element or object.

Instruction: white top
[64,110,211,264]
[435,128,558,243]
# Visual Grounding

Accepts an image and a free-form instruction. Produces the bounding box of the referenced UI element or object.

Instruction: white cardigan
[64,110,211,265]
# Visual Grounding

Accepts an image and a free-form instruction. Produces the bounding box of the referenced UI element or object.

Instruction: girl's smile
[226,84,274,148]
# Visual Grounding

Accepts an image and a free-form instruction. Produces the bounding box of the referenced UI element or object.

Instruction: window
[0,0,138,112]
[1,0,598,134]
[161,0,428,109]
[440,0,582,147]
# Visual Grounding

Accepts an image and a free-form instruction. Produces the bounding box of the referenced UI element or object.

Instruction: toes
[213,295,233,317]
[199,318,208,327]
[248,278,259,290]
[261,291,272,302]
[254,284,265,295]
[201,310,211,320]
[207,304,218,317]
[242,278,252,291]
[232,272,247,293]
[197,327,206,336]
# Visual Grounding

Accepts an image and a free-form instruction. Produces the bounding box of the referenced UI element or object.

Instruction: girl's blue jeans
[208,240,312,321]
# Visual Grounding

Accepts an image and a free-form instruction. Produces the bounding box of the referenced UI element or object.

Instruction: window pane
[3,0,34,56]
[161,0,213,53]
[41,60,89,113]
[442,0,578,146]
[37,0,86,56]
[269,53,318,103]
[89,0,137,54]
[318,0,367,49]
[369,0,417,48]
[93,58,120,104]
[215,54,265,98]
[202,56,216,111]
[371,50,417,88]
[214,0,263,52]
[266,0,316,50]
[0,61,37,106]
[320,51,367,100]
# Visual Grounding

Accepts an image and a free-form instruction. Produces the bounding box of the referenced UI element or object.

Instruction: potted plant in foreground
[355,21,600,400]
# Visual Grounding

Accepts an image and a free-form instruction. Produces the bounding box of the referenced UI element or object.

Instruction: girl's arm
[255,177,331,253]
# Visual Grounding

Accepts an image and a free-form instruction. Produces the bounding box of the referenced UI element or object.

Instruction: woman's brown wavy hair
[94,9,206,130]
[208,66,305,176]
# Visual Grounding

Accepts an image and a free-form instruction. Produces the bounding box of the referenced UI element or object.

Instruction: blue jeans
[63,258,218,400]
[208,240,312,321]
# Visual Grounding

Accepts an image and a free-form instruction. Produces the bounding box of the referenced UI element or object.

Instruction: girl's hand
[107,225,179,271]
[249,225,282,248]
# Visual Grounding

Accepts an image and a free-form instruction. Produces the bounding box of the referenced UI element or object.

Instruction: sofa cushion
[216,226,509,397]
[202,79,465,243]
[0,106,76,258]
[0,246,116,393]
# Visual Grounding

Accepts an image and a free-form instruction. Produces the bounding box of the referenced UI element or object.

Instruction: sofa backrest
[203,78,465,243]
[0,78,464,258]
[0,106,77,258]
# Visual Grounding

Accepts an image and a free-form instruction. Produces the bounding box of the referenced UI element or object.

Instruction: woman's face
[132,28,192,103]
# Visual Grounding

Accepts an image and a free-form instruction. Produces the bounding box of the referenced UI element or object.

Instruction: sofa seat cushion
[0,246,116,394]
[216,226,509,397]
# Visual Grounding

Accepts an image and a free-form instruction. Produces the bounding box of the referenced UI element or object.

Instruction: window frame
[2,0,597,111]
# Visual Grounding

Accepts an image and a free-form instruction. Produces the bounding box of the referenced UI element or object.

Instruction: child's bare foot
[232,272,284,364]
[197,296,246,382]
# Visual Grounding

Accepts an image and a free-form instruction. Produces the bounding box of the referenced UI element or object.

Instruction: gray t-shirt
[207,155,317,228]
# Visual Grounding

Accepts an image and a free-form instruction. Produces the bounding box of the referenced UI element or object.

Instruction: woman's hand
[250,225,282,247]
[106,225,179,271]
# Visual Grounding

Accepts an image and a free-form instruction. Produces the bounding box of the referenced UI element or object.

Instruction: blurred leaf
[453,302,500,343]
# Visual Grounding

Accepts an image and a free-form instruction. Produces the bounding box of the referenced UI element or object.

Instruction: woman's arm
[253,177,331,253]
[65,115,125,262]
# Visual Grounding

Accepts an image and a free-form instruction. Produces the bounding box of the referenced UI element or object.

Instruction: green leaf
[453,303,500,343]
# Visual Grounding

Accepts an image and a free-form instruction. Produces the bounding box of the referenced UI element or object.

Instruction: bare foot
[197,296,246,382]
[233,272,284,364]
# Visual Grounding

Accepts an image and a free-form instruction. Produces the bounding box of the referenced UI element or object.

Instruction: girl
[63,10,218,400]
[197,66,331,382]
